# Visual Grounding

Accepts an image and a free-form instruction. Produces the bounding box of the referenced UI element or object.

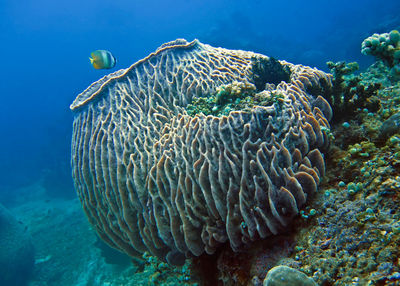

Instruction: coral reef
[278,57,400,286]
[324,61,381,122]
[362,30,400,76]
[320,30,400,124]
[329,62,400,147]
[0,203,34,286]
[192,36,400,286]
[287,133,400,285]
[70,39,333,266]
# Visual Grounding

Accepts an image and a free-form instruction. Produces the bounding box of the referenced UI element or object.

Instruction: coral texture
[70,39,332,265]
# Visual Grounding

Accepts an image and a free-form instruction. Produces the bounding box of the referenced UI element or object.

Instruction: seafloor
[4,59,400,286]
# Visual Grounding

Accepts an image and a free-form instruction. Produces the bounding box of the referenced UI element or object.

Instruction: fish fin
[89,57,94,64]
[93,62,102,69]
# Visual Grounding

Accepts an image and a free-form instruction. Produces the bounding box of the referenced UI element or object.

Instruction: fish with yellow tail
[89,50,116,69]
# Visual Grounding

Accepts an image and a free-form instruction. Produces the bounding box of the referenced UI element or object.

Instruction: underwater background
[1,0,400,285]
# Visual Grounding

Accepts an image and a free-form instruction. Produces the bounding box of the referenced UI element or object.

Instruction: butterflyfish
[89,50,116,69]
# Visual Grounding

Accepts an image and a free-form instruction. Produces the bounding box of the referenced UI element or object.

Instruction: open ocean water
[1,0,400,285]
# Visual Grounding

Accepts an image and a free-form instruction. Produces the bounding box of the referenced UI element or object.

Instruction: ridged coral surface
[70,39,332,265]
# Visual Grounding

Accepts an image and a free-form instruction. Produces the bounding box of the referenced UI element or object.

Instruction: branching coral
[324,61,381,122]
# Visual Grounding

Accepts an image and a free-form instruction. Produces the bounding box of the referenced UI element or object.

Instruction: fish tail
[89,57,94,64]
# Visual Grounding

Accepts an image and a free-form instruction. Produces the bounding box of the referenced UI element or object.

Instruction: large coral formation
[70,39,332,265]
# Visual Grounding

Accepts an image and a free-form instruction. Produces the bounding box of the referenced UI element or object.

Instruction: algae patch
[186,81,284,117]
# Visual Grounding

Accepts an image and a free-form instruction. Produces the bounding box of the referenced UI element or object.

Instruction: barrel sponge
[70,39,333,265]
[0,204,35,286]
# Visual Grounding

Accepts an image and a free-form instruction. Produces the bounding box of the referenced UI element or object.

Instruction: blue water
[0,0,399,193]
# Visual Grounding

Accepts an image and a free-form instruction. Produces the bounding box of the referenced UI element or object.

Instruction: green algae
[186,81,284,117]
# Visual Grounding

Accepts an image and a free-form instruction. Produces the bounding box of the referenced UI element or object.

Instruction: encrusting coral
[70,39,333,265]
